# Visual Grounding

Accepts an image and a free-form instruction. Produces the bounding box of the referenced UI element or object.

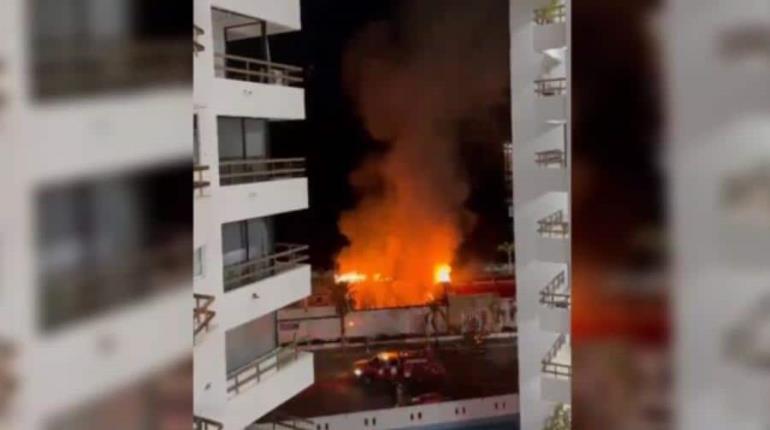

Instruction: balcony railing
[541,333,571,378]
[534,78,567,97]
[214,53,303,87]
[33,39,190,100]
[227,340,303,395]
[193,25,204,55]
[535,149,566,168]
[194,165,211,195]
[219,158,306,186]
[193,416,223,430]
[534,3,566,25]
[193,294,216,336]
[540,270,570,309]
[223,243,309,292]
[262,413,316,430]
[42,236,191,330]
[537,210,569,238]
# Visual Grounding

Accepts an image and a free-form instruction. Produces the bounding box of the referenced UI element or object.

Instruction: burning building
[333,0,510,309]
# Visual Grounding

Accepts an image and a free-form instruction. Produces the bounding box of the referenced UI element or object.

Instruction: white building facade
[1,0,191,429]
[663,0,770,429]
[510,1,571,429]
[193,0,314,428]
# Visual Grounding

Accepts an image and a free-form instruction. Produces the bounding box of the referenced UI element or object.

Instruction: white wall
[26,89,190,185]
[29,287,190,420]
[221,265,312,332]
[210,79,306,121]
[510,1,571,429]
[277,300,518,344]
[664,1,770,428]
[534,23,567,52]
[215,177,309,225]
[270,394,519,430]
[211,0,302,31]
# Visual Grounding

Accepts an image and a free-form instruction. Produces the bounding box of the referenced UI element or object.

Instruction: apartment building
[510,1,571,429]
[0,0,191,429]
[193,0,314,428]
[664,1,770,429]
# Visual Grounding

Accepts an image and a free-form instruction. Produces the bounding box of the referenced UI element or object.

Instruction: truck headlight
[354,368,362,377]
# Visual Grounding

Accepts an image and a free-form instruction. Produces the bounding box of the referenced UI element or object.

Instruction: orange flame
[434,264,452,284]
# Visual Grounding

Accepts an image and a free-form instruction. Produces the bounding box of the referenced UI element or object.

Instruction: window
[193,246,204,278]
[225,312,277,373]
[217,117,269,161]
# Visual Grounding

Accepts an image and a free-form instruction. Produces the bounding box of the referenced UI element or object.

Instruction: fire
[434,264,452,284]
[333,263,453,310]
[334,272,367,284]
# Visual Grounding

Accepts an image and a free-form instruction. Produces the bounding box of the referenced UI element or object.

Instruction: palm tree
[497,241,515,274]
[330,282,353,346]
[543,404,571,430]
[424,299,448,345]
[544,0,564,22]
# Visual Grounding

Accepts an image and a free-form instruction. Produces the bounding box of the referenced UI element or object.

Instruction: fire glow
[335,264,452,310]
[335,1,506,310]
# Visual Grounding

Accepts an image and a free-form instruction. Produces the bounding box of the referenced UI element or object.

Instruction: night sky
[232,0,512,270]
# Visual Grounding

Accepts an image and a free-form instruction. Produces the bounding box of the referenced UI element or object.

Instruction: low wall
[252,394,519,430]
[277,299,516,344]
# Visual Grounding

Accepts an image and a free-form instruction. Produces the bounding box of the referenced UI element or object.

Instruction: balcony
[227,340,303,396]
[533,3,567,51]
[539,270,569,309]
[535,78,567,123]
[194,25,205,55]
[32,39,190,100]
[194,294,217,338]
[214,53,303,88]
[535,149,566,169]
[223,243,309,292]
[533,4,566,25]
[194,165,211,196]
[541,333,571,403]
[193,416,223,430]
[537,210,569,239]
[224,346,313,428]
[539,270,569,333]
[535,78,567,97]
[41,236,191,331]
[220,157,305,186]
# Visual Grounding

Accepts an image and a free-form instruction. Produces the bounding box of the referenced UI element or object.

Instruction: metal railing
[194,294,216,336]
[219,158,306,186]
[537,210,569,238]
[214,53,303,87]
[42,236,191,330]
[541,333,571,378]
[262,413,315,430]
[227,340,303,395]
[193,416,223,430]
[33,39,190,99]
[535,149,566,168]
[223,243,309,292]
[193,25,204,55]
[534,77,567,97]
[534,3,566,25]
[540,271,570,309]
[194,165,210,195]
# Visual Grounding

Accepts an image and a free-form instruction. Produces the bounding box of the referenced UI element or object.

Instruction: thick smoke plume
[337,0,509,308]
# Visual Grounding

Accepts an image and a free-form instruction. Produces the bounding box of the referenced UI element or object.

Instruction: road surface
[268,338,518,419]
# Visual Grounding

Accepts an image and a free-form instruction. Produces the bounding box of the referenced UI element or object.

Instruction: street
[270,338,519,418]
